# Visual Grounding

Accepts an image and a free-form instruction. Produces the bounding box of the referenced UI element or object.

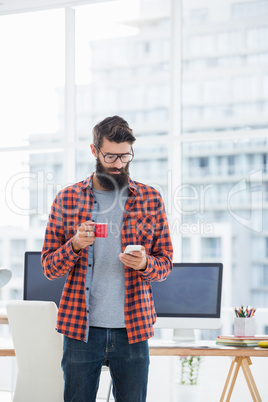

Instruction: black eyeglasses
[97,147,134,164]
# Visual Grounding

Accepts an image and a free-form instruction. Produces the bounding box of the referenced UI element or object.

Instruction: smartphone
[124,245,142,254]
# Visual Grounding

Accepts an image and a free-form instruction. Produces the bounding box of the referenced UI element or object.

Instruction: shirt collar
[80,174,94,190]
[128,177,138,195]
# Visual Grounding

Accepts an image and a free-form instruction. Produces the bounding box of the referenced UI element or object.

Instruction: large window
[1,0,268,337]
[181,0,268,318]
[0,9,65,301]
[74,0,171,197]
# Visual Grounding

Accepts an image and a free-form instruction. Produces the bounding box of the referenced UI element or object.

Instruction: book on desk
[216,334,268,347]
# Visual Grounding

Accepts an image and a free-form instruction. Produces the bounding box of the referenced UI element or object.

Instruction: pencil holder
[234,317,256,337]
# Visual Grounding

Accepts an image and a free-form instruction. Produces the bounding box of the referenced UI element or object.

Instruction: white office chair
[6,300,64,402]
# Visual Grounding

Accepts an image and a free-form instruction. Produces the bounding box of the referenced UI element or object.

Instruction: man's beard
[95,157,130,190]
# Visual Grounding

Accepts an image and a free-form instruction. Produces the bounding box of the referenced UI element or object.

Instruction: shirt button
[86,287,89,291]
[94,200,97,203]
[88,264,91,267]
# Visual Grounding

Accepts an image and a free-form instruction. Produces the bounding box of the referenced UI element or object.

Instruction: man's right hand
[71,221,96,253]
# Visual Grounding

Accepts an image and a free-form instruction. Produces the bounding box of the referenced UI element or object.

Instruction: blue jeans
[62,327,150,402]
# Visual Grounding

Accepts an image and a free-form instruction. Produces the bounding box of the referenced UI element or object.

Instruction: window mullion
[64,6,76,185]
[169,0,183,262]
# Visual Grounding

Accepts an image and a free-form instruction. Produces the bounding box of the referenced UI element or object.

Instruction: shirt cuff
[137,255,154,280]
[65,238,83,262]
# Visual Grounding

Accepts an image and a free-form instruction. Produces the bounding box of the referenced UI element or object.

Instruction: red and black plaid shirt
[42,174,173,344]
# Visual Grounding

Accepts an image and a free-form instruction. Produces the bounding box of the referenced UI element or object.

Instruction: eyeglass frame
[96,146,134,164]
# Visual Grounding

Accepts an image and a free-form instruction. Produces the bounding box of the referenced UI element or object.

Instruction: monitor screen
[23,251,67,307]
[23,254,223,334]
[151,262,223,331]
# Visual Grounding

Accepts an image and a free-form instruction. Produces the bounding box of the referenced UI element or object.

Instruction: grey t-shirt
[88,187,128,328]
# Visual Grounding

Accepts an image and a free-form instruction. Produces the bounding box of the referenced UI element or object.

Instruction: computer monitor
[23,254,223,340]
[23,251,67,307]
[151,262,223,341]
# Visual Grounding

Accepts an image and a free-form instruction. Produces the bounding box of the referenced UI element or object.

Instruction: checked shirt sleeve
[138,195,173,282]
[41,191,81,279]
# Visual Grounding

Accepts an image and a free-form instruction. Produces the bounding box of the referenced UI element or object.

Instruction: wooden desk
[0,346,15,357]
[1,311,267,401]
[1,341,266,399]
[149,340,268,402]
[0,313,8,325]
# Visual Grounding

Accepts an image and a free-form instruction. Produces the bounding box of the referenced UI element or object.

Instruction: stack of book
[216,335,268,347]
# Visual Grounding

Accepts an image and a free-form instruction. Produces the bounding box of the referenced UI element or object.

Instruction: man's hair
[92,116,136,148]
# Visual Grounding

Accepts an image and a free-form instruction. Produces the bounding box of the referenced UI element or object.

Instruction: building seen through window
[0,0,268,337]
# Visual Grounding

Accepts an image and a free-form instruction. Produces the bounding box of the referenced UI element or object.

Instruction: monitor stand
[172,329,196,343]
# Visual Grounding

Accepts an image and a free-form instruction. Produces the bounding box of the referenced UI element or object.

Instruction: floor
[0,391,114,402]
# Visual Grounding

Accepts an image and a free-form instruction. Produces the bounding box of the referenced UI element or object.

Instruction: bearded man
[42,115,173,402]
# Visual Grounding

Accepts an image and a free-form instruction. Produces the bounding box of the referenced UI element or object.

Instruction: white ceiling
[0,0,113,15]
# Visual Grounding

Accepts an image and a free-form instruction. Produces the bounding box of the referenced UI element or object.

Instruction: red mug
[92,223,108,238]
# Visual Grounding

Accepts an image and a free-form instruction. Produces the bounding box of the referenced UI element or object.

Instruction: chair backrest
[6,300,64,402]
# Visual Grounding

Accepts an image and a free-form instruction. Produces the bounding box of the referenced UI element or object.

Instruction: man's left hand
[119,246,147,271]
